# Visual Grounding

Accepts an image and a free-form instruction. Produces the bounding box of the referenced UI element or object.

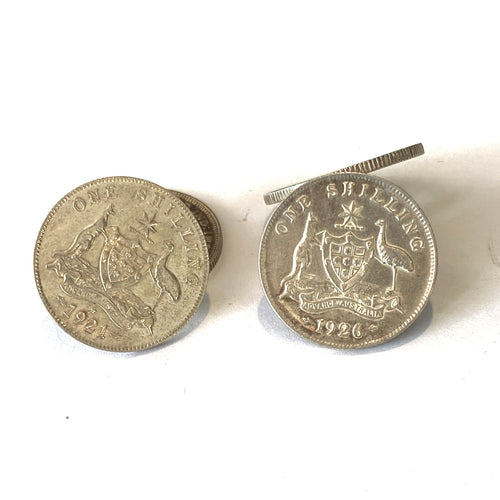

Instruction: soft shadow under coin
[258,296,327,348]
[343,301,434,355]
[131,293,211,356]
[258,295,433,352]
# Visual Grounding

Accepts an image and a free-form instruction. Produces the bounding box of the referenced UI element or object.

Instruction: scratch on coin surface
[488,239,500,267]
[242,210,250,222]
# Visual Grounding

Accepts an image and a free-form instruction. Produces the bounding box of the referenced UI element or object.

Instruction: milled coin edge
[263,143,425,205]
[258,173,438,349]
[34,176,210,352]
[168,190,223,271]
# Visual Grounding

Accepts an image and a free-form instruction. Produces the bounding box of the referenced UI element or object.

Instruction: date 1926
[313,319,365,339]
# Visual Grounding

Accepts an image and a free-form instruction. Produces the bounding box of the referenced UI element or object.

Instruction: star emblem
[129,211,159,244]
[335,201,365,230]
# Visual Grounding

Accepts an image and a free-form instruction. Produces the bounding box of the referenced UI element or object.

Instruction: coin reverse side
[259,173,437,348]
[34,177,209,351]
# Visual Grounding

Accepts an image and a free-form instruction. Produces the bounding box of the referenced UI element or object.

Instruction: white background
[1,1,500,499]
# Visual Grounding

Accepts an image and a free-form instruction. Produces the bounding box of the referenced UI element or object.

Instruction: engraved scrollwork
[47,207,182,336]
[279,205,414,321]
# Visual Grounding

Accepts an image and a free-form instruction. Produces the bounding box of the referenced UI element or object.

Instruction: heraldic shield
[320,231,374,293]
[99,226,156,291]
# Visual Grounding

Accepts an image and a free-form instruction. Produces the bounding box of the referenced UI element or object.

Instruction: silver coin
[34,177,210,351]
[259,173,437,348]
[263,143,424,205]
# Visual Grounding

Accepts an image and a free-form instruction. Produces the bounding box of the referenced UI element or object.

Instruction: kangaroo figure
[279,212,320,300]
[58,205,115,258]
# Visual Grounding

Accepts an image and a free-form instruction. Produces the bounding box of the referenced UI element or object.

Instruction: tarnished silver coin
[168,191,223,271]
[263,143,424,205]
[259,173,437,348]
[34,177,209,352]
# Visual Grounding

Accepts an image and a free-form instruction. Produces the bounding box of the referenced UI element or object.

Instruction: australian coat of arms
[279,202,414,320]
[46,206,181,336]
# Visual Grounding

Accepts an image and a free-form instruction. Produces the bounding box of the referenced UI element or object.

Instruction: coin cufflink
[34,176,221,352]
[259,147,437,348]
[35,147,435,351]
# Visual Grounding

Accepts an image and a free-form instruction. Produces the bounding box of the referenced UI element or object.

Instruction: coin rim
[259,172,438,348]
[263,143,425,205]
[34,176,210,352]
[168,190,223,271]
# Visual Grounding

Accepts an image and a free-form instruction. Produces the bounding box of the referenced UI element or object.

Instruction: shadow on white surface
[131,293,211,356]
[257,295,433,354]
